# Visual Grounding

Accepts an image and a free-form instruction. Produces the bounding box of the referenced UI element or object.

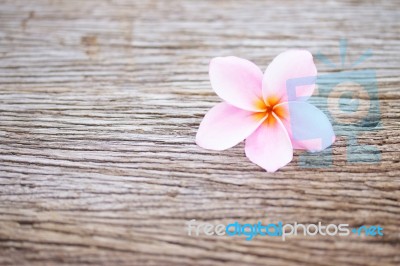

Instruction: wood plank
[0,0,399,265]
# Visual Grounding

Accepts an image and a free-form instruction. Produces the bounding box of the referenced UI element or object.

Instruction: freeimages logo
[287,39,381,167]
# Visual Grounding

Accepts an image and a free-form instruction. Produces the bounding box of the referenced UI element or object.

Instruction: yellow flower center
[254,96,287,126]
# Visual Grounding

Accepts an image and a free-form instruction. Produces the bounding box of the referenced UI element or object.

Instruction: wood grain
[0,0,399,265]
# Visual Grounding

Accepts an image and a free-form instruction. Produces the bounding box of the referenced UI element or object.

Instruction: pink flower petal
[245,113,293,172]
[276,101,335,152]
[262,50,317,103]
[196,102,266,150]
[209,56,265,112]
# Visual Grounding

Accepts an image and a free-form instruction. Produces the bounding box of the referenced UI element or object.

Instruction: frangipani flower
[196,50,335,172]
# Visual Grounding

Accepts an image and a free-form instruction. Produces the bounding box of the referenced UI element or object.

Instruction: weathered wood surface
[0,0,399,265]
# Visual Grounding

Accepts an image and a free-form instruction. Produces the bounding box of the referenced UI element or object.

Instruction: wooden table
[0,0,399,265]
